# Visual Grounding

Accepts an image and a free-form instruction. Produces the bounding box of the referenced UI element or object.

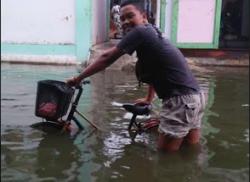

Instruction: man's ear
[142,12,148,19]
[142,12,148,23]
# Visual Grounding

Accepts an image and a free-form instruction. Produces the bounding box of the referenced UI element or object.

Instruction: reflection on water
[1,63,249,182]
[1,126,94,181]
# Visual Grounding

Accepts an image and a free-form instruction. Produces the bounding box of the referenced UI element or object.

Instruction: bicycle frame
[123,103,159,139]
[64,80,99,131]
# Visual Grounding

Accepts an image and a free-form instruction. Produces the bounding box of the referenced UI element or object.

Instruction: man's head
[120,0,148,34]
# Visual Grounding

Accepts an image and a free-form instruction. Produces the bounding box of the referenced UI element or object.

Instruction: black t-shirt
[117,24,200,99]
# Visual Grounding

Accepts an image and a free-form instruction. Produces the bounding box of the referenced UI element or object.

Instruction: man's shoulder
[124,25,148,40]
[134,24,150,32]
[134,24,158,37]
[123,26,143,38]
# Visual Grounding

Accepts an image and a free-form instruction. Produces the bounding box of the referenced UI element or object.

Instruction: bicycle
[31,80,99,135]
[122,103,160,140]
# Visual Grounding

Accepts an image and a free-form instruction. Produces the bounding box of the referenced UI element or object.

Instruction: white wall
[92,0,109,45]
[1,0,75,44]
[176,0,216,43]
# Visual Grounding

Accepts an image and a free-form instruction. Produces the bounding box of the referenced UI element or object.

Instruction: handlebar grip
[82,80,90,85]
[74,80,90,89]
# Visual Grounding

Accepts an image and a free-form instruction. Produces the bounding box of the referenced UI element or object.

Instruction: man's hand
[66,76,81,86]
[134,98,151,106]
[135,85,155,105]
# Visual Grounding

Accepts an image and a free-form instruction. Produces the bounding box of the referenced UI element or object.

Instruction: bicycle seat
[122,103,152,115]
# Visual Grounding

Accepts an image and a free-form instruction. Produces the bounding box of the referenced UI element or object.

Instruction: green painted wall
[75,0,92,62]
[1,43,75,55]
[160,0,167,33]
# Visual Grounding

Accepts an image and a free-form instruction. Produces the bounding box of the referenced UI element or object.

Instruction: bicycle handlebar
[82,80,90,85]
[74,80,90,89]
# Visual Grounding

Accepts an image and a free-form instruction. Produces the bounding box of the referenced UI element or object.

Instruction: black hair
[152,25,163,39]
[120,0,163,39]
[113,0,121,5]
[120,0,145,12]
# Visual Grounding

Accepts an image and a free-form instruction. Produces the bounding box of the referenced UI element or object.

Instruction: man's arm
[67,47,125,85]
[146,85,156,102]
[135,84,155,104]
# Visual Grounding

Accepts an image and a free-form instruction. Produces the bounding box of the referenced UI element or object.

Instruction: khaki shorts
[158,92,206,138]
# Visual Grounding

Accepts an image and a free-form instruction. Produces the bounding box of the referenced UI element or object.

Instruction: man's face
[120,5,146,34]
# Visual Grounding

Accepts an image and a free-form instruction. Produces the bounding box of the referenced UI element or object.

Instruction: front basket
[35,80,75,121]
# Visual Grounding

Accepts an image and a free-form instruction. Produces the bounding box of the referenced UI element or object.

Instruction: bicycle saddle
[122,103,152,115]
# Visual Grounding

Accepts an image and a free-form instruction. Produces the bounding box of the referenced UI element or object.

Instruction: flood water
[1,63,249,182]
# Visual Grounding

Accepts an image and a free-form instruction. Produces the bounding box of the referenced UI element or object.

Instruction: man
[67,0,205,153]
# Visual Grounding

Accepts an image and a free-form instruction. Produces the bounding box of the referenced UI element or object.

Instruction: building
[1,0,249,64]
[1,0,109,64]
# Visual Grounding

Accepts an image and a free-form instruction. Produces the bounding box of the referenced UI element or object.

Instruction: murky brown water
[1,63,249,182]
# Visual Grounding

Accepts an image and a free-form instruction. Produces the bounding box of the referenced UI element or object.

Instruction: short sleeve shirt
[117,24,200,99]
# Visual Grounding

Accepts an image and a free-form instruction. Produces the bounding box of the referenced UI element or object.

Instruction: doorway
[219,0,249,49]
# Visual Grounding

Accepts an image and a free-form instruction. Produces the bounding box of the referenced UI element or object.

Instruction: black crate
[35,80,75,121]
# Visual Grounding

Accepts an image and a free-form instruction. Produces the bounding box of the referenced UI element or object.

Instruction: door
[171,0,222,49]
